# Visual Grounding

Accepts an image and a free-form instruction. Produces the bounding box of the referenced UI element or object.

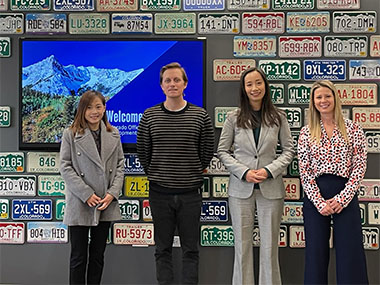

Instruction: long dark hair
[237,67,281,129]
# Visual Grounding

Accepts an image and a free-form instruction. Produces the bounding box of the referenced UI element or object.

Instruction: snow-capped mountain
[22,55,143,97]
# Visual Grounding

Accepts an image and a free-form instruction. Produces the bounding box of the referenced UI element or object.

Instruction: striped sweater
[136,102,214,194]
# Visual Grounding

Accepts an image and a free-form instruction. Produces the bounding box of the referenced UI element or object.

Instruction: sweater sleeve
[200,110,215,170]
[136,111,152,175]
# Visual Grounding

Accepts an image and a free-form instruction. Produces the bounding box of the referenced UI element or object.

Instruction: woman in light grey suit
[60,90,123,284]
[218,67,294,285]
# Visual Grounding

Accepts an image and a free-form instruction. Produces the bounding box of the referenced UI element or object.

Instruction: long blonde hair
[308,80,348,143]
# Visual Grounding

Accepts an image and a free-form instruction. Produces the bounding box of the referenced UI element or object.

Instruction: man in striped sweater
[137,62,214,284]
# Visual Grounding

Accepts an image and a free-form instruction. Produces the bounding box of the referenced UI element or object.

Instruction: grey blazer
[217,109,295,200]
[60,121,123,226]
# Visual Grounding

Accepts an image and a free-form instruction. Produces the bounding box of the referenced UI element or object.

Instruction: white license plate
[291,131,300,152]
[287,84,312,105]
[0,0,7,10]
[317,0,359,9]
[362,227,379,250]
[198,13,239,34]
[212,176,229,198]
[113,223,154,245]
[273,0,313,9]
[289,226,333,248]
[279,36,321,58]
[27,222,67,243]
[112,13,152,33]
[358,180,380,201]
[324,36,367,57]
[282,201,303,223]
[370,35,380,57]
[349,60,380,81]
[336,83,377,105]
[284,178,300,200]
[242,12,284,34]
[183,0,224,10]
[213,59,255,81]
[0,14,23,34]
[205,156,229,175]
[119,200,139,220]
[69,13,109,34]
[142,199,152,221]
[97,0,137,11]
[227,0,269,10]
[259,60,301,81]
[38,175,65,196]
[333,11,377,33]
[353,107,380,129]
[270,84,284,104]
[200,225,234,246]
[0,199,9,219]
[287,12,329,33]
[279,107,302,128]
[368,203,380,225]
[154,13,196,34]
[360,203,366,225]
[0,176,36,196]
[252,225,287,247]
[366,131,380,153]
[27,152,60,173]
[125,176,149,197]
[234,35,276,57]
[214,107,237,128]
[0,222,24,244]
[54,0,94,10]
[25,14,66,34]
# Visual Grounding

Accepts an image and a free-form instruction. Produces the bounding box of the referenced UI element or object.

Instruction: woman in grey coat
[60,90,124,284]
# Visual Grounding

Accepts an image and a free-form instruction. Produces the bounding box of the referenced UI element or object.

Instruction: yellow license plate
[125,176,149,197]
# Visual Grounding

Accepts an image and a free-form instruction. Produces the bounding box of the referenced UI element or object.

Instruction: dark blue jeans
[149,189,202,285]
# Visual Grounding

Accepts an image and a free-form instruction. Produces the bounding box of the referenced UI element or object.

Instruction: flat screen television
[19,38,206,151]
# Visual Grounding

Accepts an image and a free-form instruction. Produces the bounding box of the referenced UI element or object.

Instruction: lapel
[74,128,103,170]
[243,128,257,153]
[257,123,269,151]
[100,122,118,164]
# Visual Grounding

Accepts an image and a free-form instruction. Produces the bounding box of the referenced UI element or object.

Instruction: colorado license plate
[335,83,377,105]
[125,176,149,197]
[213,59,255,81]
[352,108,380,129]
[0,176,36,196]
[368,203,380,225]
[242,12,284,34]
[112,14,152,34]
[212,176,229,198]
[124,153,145,174]
[55,199,65,220]
[12,199,52,220]
[324,36,367,57]
[27,152,60,173]
[214,107,237,127]
[333,11,377,33]
[282,201,303,223]
[113,223,154,245]
[273,0,313,9]
[200,225,234,246]
[270,84,284,104]
[0,106,11,125]
[140,0,180,10]
[155,13,195,34]
[11,0,50,10]
[284,178,300,200]
[0,199,9,219]
[370,35,380,57]
[27,222,68,243]
[202,177,210,198]
[200,200,228,222]
[304,60,346,81]
[0,14,24,34]
[253,225,287,247]
[358,180,380,201]
[286,12,329,33]
[227,0,269,10]
[259,60,301,81]
[317,0,359,9]
[53,0,94,10]
[362,227,379,250]
[287,84,312,105]
[205,156,229,175]
[183,0,224,10]
[119,200,139,220]
[234,35,276,57]
[0,222,24,244]
[279,36,321,58]
[279,107,302,128]
[26,14,66,34]
[142,199,152,221]
[366,131,380,153]
[97,0,137,11]
[69,13,109,34]
[198,13,239,34]
[349,60,380,81]
[0,152,24,172]
[38,175,65,196]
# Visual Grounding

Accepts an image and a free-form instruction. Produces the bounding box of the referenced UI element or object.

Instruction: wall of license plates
[0,0,379,284]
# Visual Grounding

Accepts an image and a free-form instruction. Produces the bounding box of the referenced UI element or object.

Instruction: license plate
[362,227,379,250]
[370,35,380,57]
[291,131,300,152]
[11,0,50,9]
[358,180,380,201]
[317,0,359,9]
[27,152,60,173]
[336,83,377,105]
[201,200,228,222]
[113,223,154,245]
[324,36,367,57]
[234,35,276,57]
[53,0,94,10]
[38,175,65,196]
[353,107,380,129]
[0,199,9,219]
[333,11,377,33]
[289,226,304,248]
[124,153,145,174]
[360,203,366,225]
[112,13,152,33]
[288,157,299,176]
[119,200,139,220]
[202,177,210,198]
[0,106,10,126]
[205,156,229,175]
[282,201,303,223]
[270,84,284,104]
[55,199,65,220]
[366,131,380,153]
[142,199,152,221]
[252,225,287,247]
[259,60,301,81]
[279,36,321,58]
[279,107,302,128]
[27,222,67,243]
[227,0,269,10]
[0,0,7,10]
[368,203,380,225]
[25,13,66,34]
[12,199,52,220]
[97,0,137,11]
[0,14,24,34]
[69,13,109,34]
[286,12,329,33]
[349,60,380,81]
[200,225,234,246]
[214,107,237,128]
[198,13,239,34]
[155,13,195,34]
[0,152,24,172]
[213,59,255,81]
[0,222,24,244]
[242,12,284,34]
[304,60,346,81]
[125,176,149,197]
[0,39,11,57]
[273,0,314,9]
[287,84,312,104]
[284,178,300,200]
[183,0,224,10]
[140,0,180,10]
[212,176,229,198]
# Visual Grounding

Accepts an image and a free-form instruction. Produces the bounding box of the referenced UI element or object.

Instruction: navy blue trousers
[303,174,368,285]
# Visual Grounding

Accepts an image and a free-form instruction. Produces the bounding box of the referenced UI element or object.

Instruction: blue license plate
[304,60,346,81]
[124,153,145,174]
[201,200,228,222]
[12,199,52,220]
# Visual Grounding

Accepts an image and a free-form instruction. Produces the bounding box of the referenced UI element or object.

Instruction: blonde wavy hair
[308,80,348,143]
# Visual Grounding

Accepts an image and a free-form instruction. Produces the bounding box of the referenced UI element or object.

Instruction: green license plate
[259,60,301,80]
[55,199,65,220]
[140,0,180,10]
[0,106,11,126]
[202,177,210,198]
[38,175,65,196]
[287,84,312,105]
[119,200,140,220]
[11,0,50,10]
[200,225,234,246]
[0,153,24,172]
[0,199,9,219]
[214,107,236,128]
[0,38,10,57]
[288,157,299,176]
[270,84,284,104]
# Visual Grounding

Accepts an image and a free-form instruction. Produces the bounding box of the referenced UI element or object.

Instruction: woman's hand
[97,193,114,211]
[327,198,343,214]
[86,194,101,207]
[245,168,268,183]
[320,202,335,216]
